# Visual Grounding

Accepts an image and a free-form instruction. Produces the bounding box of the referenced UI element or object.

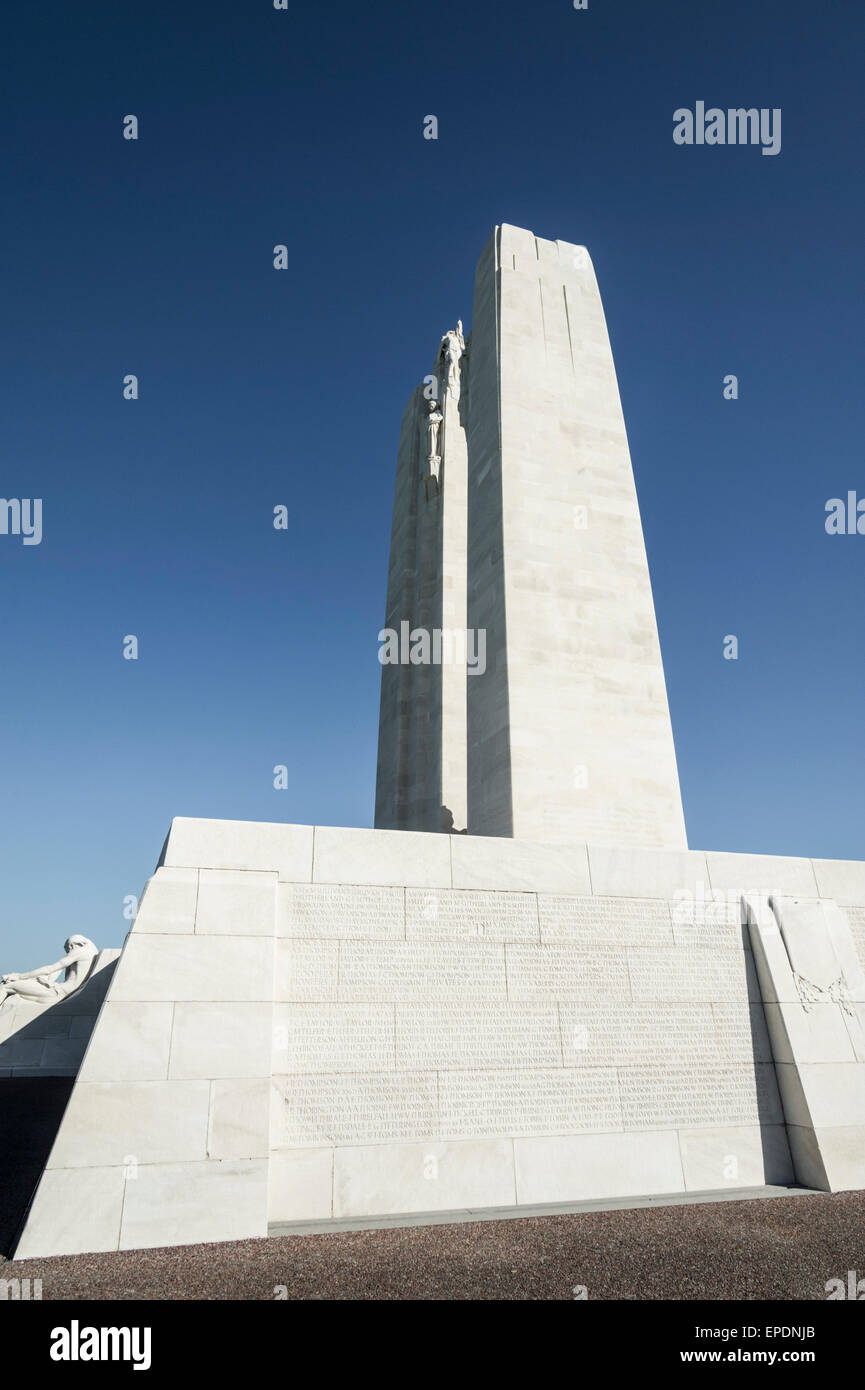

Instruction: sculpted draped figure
[438,319,465,396]
[0,935,99,1007]
[425,398,443,462]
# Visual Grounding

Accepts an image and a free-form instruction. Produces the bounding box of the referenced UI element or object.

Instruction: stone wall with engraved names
[271,881,784,1176]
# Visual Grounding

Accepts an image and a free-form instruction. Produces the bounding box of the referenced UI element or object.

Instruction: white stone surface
[268,1148,333,1222]
[48,1080,211,1168]
[313,826,451,889]
[440,1067,622,1138]
[627,947,758,1002]
[78,1002,174,1082]
[13,1166,126,1259]
[678,1124,793,1189]
[812,858,865,905]
[333,1139,516,1218]
[135,868,197,934]
[451,834,591,894]
[273,1003,395,1074]
[762,1000,858,1066]
[539,895,673,946]
[168,1002,272,1079]
[795,1062,865,1129]
[706,852,819,898]
[514,1131,683,1205]
[406,887,539,941]
[208,1079,270,1159]
[118,1159,268,1250]
[806,1125,865,1191]
[275,939,339,1002]
[505,945,629,1000]
[195,870,276,936]
[272,1072,438,1147]
[619,1063,782,1129]
[111,935,273,1003]
[746,892,865,1191]
[395,1003,559,1070]
[587,846,710,900]
[440,227,690,846]
[15,818,865,1258]
[279,883,404,939]
[161,816,313,882]
[338,940,507,1000]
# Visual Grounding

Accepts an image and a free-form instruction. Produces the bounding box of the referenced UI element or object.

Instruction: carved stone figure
[438,319,466,396]
[425,398,443,463]
[0,935,99,1007]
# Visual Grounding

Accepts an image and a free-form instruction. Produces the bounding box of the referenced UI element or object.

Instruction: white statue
[439,320,466,396]
[426,398,443,462]
[0,936,99,1007]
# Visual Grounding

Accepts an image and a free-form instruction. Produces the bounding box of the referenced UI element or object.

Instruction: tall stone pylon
[375,321,469,833]
[376,224,687,849]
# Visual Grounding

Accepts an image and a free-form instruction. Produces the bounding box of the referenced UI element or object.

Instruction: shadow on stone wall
[0,1076,75,1256]
[0,954,118,1076]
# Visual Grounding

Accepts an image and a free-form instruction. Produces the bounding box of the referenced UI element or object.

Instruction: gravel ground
[4,1191,864,1300]
[2,1081,862,1301]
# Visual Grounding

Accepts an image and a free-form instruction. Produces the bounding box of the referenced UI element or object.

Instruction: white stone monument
[375,226,686,848]
[11,227,865,1259]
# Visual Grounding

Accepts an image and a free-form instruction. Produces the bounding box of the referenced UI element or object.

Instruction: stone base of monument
[12,818,865,1259]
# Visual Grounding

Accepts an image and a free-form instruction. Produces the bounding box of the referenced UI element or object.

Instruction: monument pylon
[375,224,687,849]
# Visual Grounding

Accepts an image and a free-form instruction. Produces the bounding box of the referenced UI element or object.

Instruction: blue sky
[1,0,863,965]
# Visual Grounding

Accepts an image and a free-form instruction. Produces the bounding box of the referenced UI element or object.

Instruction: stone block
[395,1002,559,1070]
[47,1080,210,1168]
[812,858,865,905]
[451,834,591,894]
[312,826,451,889]
[135,868,197,934]
[268,1148,333,1222]
[13,1166,126,1259]
[333,1139,515,1218]
[79,1002,173,1082]
[274,940,339,1002]
[539,894,673,946]
[208,1078,270,1159]
[169,1002,272,1079]
[506,944,629,1000]
[406,887,539,941]
[627,947,759,1002]
[119,1158,268,1250]
[273,1003,395,1074]
[678,1124,793,1189]
[439,1066,622,1139]
[161,817,313,882]
[706,852,819,898]
[110,935,273,1003]
[587,846,710,900]
[195,869,276,936]
[514,1131,683,1205]
[272,1072,438,1147]
[278,883,404,939]
[338,940,507,1001]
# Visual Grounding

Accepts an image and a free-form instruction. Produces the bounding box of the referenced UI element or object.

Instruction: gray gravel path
[4,1190,864,1300]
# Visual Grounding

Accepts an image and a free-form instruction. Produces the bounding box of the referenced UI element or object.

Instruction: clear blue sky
[2,0,863,965]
